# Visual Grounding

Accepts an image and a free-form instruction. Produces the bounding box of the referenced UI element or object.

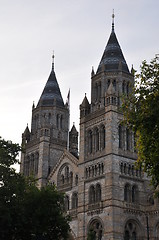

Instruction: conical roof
[70,123,78,134]
[97,20,129,74]
[81,94,90,108]
[37,69,64,107]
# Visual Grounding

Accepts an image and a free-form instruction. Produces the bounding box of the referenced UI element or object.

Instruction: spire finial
[112,9,115,31]
[52,51,55,71]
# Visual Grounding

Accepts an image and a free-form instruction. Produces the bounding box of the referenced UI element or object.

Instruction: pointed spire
[52,51,55,71]
[112,9,115,32]
[91,66,95,77]
[97,12,130,74]
[37,55,64,107]
[32,101,35,110]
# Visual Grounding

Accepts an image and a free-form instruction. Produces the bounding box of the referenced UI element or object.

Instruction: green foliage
[0,137,70,240]
[122,57,159,188]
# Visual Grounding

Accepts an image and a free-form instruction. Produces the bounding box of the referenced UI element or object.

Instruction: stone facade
[20,18,159,240]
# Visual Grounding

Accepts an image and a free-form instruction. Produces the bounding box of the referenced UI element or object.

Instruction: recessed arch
[123,218,143,240]
[87,217,104,240]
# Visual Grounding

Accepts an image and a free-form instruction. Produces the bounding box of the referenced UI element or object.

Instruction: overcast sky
[0,0,159,145]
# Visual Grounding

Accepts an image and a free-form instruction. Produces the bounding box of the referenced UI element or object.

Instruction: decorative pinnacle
[52,51,55,71]
[112,9,115,31]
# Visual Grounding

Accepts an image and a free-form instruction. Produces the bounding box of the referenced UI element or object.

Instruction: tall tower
[77,14,152,240]
[20,55,69,187]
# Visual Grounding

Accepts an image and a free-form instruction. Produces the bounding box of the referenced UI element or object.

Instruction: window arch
[72,192,78,209]
[132,185,138,203]
[113,79,116,90]
[88,130,93,154]
[88,219,103,240]
[124,184,131,202]
[100,125,105,150]
[64,195,69,211]
[119,125,123,149]
[89,185,95,204]
[122,81,125,93]
[96,184,101,202]
[124,221,139,240]
[126,128,131,151]
[94,127,99,152]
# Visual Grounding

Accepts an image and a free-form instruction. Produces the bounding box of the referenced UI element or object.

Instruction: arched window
[122,81,125,93]
[75,174,78,185]
[124,221,138,240]
[30,154,35,174]
[72,192,78,209]
[126,83,129,96]
[96,184,101,202]
[89,185,95,204]
[88,130,93,154]
[35,152,39,174]
[120,162,123,173]
[65,166,69,178]
[64,195,69,211]
[124,184,131,202]
[48,113,51,124]
[126,128,130,151]
[61,174,64,184]
[119,125,123,149]
[100,125,105,150]
[132,185,138,203]
[94,128,99,152]
[107,79,110,89]
[113,79,116,90]
[88,219,103,240]
[60,115,63,129]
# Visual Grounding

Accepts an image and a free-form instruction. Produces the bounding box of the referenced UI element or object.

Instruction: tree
[0,137,70,240]
[122,57,159,188]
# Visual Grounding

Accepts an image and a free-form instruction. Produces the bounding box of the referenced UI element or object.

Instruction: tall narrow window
[107,79,110,89]
[122,81,125,93]
[101,125,105,149]
[95,128,99,152]
[126,128,130,150]
[113,79,116,90]
[96,184,101,202]
[124,184,131,202]
[64,195,69,211]
[119,125,123,149]
[89,185,95,204]
[72,192,78,209]
[88,130,93,154]
[132,185,138,203]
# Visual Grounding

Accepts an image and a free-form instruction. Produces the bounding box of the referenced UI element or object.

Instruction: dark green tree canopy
[0,137,70,240]
[122,57,159,188]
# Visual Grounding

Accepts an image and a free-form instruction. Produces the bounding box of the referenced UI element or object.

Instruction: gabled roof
[48,149,78,180]
[97,20,130,74]
[37,69,64,107]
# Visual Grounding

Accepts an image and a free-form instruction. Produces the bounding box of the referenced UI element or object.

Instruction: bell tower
[77,13,138,240]
[20,55,69,187]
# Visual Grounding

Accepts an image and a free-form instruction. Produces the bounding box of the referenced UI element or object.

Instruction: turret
[69,123,78,158]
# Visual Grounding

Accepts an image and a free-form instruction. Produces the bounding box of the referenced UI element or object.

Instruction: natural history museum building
[20,16,159,239]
